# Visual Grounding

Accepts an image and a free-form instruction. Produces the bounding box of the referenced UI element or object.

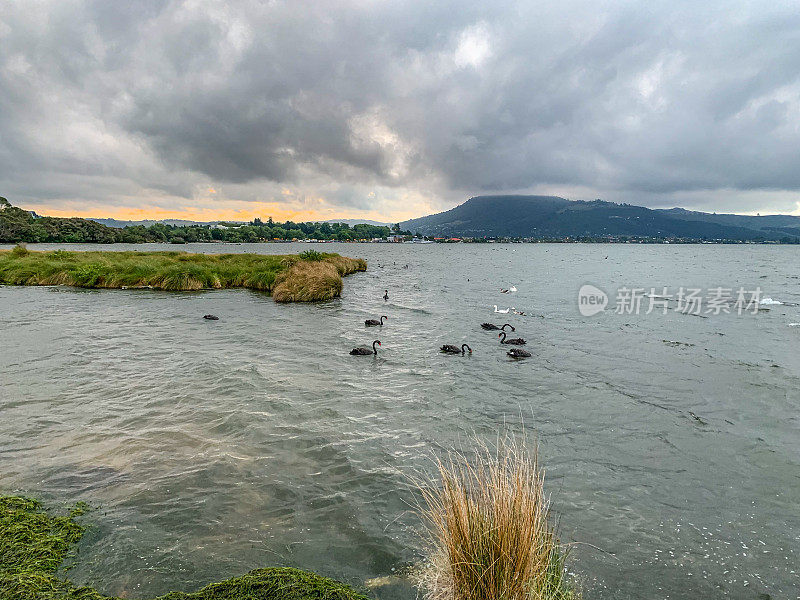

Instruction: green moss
[0,495,370,600]
[0,250,366,300]
[0,496,103,600]
[0,496,84,576]
[155,568,371,600]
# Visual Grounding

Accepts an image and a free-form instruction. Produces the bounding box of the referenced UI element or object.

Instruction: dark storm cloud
[1,0,800,215]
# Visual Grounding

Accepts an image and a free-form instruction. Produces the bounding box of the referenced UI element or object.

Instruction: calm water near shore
[1,242,798,599]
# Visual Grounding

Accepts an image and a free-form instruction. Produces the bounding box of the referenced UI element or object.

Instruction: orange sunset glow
[18,198,429,224]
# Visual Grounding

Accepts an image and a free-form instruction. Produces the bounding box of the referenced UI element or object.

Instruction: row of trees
[115,220,397,243]
[1,199,120,243]
[0,198,409,243]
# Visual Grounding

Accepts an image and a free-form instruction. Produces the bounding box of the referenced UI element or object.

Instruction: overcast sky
[2,0,800,221]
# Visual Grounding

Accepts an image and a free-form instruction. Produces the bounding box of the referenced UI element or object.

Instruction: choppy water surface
[1,243,798,599]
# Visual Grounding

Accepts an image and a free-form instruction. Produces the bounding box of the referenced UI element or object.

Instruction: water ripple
[1,242,798,599]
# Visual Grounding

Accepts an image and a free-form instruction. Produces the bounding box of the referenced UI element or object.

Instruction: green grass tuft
[10,244,29,257]
[298,250,325,261]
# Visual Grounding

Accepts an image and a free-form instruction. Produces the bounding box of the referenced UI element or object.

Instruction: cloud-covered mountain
[401,196,800,240]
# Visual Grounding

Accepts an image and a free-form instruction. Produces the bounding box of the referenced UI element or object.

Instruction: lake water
[1,242,798,599]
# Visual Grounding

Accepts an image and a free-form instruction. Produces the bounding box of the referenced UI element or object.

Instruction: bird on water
[440,343,472,355]
[498,331,526,345]
[350,340,381,355]
[365,315,388,326]
[480,322,514,331]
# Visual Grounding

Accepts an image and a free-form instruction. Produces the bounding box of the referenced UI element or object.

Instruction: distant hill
[653,208,800,238]
[90,217,389,228]
[324,218,390,227]
[89,218,232,228]
[400,195,800,241]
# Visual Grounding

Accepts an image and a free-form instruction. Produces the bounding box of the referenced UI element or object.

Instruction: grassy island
[0,247,366,301]
[0,495,371,600]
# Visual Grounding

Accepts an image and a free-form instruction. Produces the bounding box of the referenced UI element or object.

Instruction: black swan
[498,331,526,345]
[383,290,389,301]
[350,340,381,355]
[480,323,515,331]
[441,343,472,355]
[203,314,219,320]
[365,315,388,326]
[507,348,531,358]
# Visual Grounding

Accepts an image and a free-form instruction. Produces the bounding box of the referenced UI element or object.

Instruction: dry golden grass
[326,255,368,276]
[417,438,578,600]
[272,256,366,302]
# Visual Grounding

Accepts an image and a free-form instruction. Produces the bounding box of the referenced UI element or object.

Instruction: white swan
[509,285,517,292]
[494,305,510,313]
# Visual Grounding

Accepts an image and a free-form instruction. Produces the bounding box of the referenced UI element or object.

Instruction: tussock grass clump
[326,256,368,276]
[273,255,366,302]
[0,250,366,301]
[0,494,371,600]
[417,439,579,600]
[272,261,344,302]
